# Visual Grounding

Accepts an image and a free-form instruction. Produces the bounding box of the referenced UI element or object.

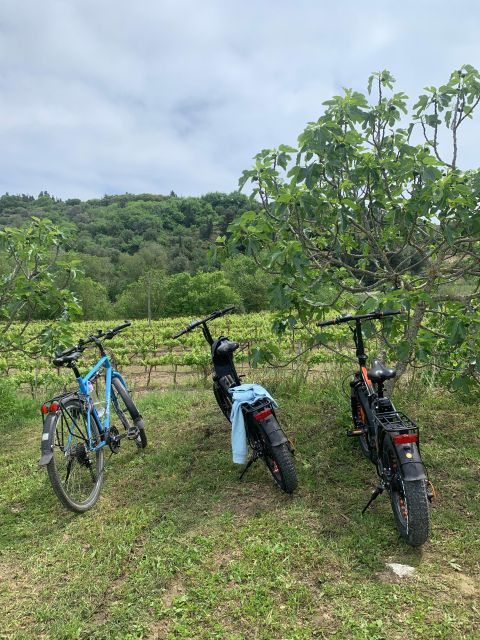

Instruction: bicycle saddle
[367,359,396,383]
[53,351,82,367]
[215,340,239,356]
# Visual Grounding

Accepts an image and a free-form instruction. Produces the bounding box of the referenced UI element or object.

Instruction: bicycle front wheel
[351,394,373,461]
[383,439,429,547]
[213,381,232,421]
[111,378,147,448]
[46,398,104,512]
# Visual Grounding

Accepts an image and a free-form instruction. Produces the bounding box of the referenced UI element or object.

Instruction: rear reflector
[254,408,272,421]
[50,401,60,412]
[393,433,418,444]
[41,404,49,415]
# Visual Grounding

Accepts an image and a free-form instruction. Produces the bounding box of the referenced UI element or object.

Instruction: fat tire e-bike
[317,310,433,546]
[173,306,298,493]
[39,322,147,512]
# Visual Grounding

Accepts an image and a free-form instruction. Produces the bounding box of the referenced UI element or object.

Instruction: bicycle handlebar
[317,309,402,328]
[55,322,131,358]
[172,306,235,339]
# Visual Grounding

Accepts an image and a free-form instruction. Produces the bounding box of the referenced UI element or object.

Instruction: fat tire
[46,399,104,513]
[213,381,232,421]
[383,439,429,546]
[391,478,430,547]
[351,394,373,461]
[111,378,147,448]
[264,442,298,494]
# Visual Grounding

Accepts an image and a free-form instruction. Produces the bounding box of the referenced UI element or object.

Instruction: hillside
[0,191,253,304]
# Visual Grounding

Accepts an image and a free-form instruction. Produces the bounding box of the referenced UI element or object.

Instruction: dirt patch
[210,482,285,519]
[444,572,478,596]
[0,559,36,632]
[160,576,186,609]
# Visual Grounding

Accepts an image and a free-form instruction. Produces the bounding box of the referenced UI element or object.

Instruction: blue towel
[228,383,278,464]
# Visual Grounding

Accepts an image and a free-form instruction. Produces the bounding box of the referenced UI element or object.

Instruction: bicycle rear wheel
[263,442,298,494]
[383,438,429,546]
[111,378,147,448]
[46,398,104,512]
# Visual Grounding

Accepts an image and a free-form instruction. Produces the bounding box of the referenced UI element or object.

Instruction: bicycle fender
[134,416,145,430]
[258,414,288,447]
[39,414,55,466]
[394,443,427,481]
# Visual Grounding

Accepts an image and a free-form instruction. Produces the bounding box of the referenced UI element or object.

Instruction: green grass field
[1,376,479,639]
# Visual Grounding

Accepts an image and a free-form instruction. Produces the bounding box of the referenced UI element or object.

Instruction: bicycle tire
[383,439,429,546]
[351,394,373,461]
[263,442,298,494]
[111,378,147,448]
[213,381,232,421]
[46,398,104,512]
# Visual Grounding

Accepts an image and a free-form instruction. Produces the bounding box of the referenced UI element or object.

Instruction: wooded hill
[0,191,264,317]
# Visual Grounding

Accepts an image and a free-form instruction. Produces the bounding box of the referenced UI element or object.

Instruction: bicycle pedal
[127,426,139,439]
[347,428,365,437]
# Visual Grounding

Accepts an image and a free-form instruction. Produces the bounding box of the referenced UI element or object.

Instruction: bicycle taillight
[254,408,272,421]
[393,433,418,444]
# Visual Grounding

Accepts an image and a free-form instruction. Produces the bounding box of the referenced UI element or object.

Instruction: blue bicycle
[39,322,147,512]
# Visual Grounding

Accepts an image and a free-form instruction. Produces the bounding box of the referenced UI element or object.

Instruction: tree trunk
[389,299,427,392]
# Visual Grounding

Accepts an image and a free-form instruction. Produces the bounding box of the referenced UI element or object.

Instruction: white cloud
[0,0,479,199]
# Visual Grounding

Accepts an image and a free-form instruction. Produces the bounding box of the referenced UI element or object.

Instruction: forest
[0,190,269,318]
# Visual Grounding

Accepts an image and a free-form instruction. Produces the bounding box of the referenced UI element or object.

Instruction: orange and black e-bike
[317,309,433,546]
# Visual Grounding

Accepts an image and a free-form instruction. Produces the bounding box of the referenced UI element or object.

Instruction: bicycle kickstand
[239,452,259,481]
[362,483,385,515]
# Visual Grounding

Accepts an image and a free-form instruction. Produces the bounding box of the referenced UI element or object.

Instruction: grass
[0,375,479,639]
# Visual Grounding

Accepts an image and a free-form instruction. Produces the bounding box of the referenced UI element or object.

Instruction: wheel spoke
[47,399,104,511]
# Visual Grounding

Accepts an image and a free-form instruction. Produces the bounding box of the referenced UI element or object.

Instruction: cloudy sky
[1,0,479,200]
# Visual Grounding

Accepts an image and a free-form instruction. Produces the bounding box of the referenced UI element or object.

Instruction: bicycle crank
[108,426,121,453]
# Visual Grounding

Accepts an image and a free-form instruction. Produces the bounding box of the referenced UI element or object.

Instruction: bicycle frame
[349,318,425,476]
[61,356,128,453]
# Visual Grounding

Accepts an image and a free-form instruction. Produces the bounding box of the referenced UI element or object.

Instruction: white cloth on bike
[228,383,277,464]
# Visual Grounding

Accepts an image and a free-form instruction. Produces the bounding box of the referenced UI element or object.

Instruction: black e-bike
[318,310,433,546]
[172,306,297,493]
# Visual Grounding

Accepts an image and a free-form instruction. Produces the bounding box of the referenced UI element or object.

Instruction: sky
[1,0,479,200]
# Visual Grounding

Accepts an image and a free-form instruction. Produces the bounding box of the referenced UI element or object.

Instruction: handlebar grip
[317,319,336,327]
[220,305,235,315]
[112,321,131,332]
[172,318,202,338]
[172,328,188,339]
[172,306,235,338]
[317,309,403,327]
[378,309,403,316]
[105,321,131,339]
[317,314,352,327]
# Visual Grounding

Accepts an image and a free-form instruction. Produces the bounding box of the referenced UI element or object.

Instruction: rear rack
[373,411,417,433]
[242,398,272,416]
